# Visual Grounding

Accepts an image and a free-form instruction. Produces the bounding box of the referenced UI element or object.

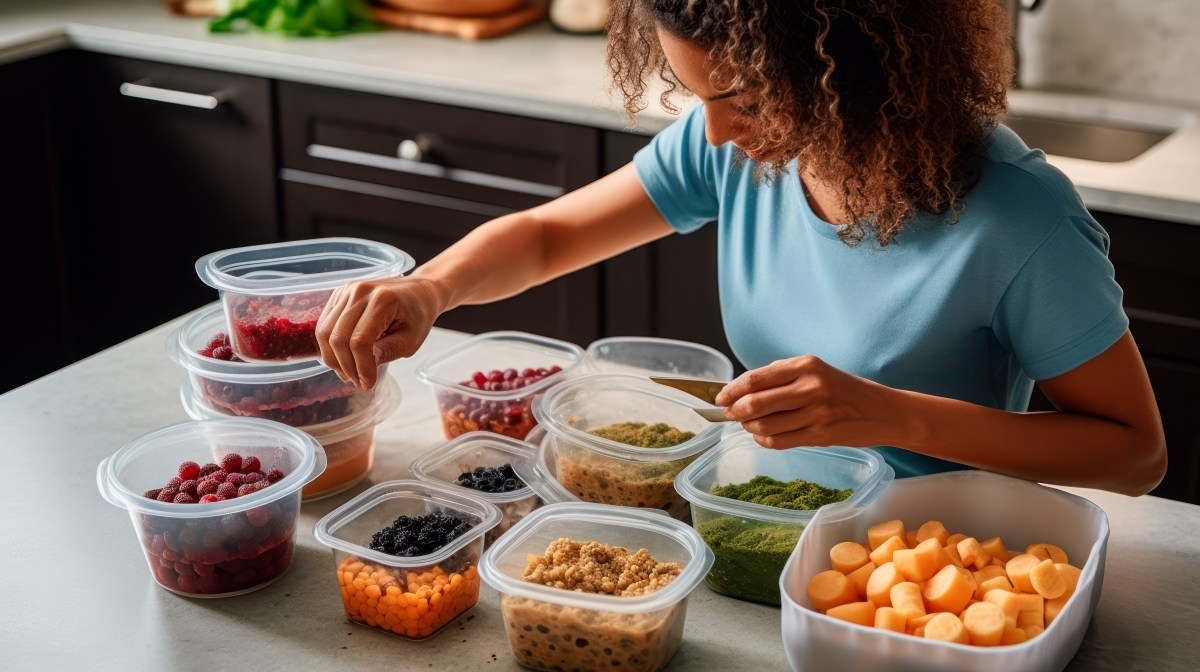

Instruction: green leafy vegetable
[210,0,378,37]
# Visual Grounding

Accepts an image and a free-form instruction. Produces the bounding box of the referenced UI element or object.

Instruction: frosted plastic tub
[479,502,714,672]
[97,418,327,597]
[416,331,585,441]
[168,305,387,426]
[780,470,1109,672]
[180,376,401,501]
[313,480,501,641]
[531,373,725,519]
[510,426,582,506]
[410,431,542,546]
[195,238,414,363]
[584,336,735,380]
[675,433,893,605]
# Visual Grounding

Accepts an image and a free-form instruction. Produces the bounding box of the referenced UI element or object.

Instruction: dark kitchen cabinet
[52,51,278,360]
[277,82,600,345]
[600,131,740,372]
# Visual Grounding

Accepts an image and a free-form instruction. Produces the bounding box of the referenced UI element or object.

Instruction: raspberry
[172,493,196,504]
[238,481,267,497]
[179,480,198,496]
[143,488,163,500]
[216,483,238,499]
[178,461,201,481]
[240,456,261,474]
[211,345,234,360]
[243,472,263,485]
[246,507,270,527]
[197,479,220,496]
[199,494,226,504]
[221,453,243,474]
[226,473,246,487]
[157,487,179,502]
[204,334,227,353]
[198,463,221,477]
[167,476,184,487]
[266,469,284,483]
[209,470,228,482]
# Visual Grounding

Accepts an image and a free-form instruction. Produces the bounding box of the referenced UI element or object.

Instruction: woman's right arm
[316,163,674,388]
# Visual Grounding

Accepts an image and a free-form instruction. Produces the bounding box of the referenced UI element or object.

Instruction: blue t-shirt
[633,105,1128,478]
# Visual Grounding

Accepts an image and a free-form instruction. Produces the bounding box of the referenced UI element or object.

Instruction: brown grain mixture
[520,538,681,597]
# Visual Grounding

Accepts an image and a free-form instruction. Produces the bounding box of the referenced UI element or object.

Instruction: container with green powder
[674,433,893,605]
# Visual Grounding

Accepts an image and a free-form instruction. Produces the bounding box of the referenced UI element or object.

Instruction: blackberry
[368,513,474,557]
[455,463,526,494]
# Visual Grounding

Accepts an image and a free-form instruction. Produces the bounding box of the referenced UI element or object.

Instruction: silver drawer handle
[397,137,430,162]
[119,79,226,110]
[307,143,565,199]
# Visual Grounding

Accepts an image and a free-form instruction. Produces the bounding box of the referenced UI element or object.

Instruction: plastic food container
[584,336,735,380]
[180,375,401,501]
[531,373,724,520]
[674,433,893,605]
[510,426,582,506]
[479,502,714,672]
[780,470,1110,672]
[168,305,388,427]
[195,238,415,363]
[416,331,585,441]
[410,432,542,546]
[97,418,327,597]
[313,480,501,641]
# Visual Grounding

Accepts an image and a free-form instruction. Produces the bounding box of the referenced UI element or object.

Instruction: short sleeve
[992,215,1129,380]
[632,105,721,233]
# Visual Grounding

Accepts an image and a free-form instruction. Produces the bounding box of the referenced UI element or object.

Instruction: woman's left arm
[716,330,1167,496]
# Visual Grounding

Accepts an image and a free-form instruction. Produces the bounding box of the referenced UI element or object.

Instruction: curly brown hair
[607,0,1013,246]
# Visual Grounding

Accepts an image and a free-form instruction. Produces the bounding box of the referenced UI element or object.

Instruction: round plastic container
[584,336,735,380]
[195,238,415,363]
[313,480,502,641]
[416,331,586,441]
[410,432,542,547]
[479,502,714,672]
[96,418,327,597]
[180,376,401,501]
[531,373,724,520]
[674,432,894,605]
[168,305,387,426]
[780,470,1109,672]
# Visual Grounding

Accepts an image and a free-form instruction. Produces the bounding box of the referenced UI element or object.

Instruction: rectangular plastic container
[478,502,714,672]
[584,336,735,380]
[675,433,893,605]
[410,432,543,546]
[313,480,502,641]
[195,238,414,363]
[780,470,1109,672]
[510,426,583,505]
[416,331,585,441]
[531,373,725,520]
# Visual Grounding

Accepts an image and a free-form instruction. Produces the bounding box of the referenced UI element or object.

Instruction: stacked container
[584,336,735,380]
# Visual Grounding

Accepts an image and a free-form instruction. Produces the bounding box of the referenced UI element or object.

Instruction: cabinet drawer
[278,82,599,210]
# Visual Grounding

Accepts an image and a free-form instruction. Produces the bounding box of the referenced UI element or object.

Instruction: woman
[316,0,1166,496]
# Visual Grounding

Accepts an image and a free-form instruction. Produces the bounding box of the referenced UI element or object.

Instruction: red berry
[240,456,261,474]
[243,472,263,485]
[211,345,234,360]
[198,494,226,504]
[179,480,198,496]
[178,461,201,481]
[167,476,184,487]
[197,479,220,496]
[246,507,270,527]
[472,371,488,387]
[221,453,243,474]
[266,469,284,483]
[237,481,267,497]
[216,483,238,499]
[198,463,221,477]
[226,473,246,486]
[157,487,179,502]
[548,365,562,374]
[143,488,163,500]
[172,493,196,504]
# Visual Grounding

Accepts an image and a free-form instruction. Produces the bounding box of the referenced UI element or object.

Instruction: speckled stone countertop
[2,0,1199,225]
[2,308,1198,671]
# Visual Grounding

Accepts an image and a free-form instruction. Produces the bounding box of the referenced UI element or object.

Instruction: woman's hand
[315,275,448,390]
[714,355,908,449]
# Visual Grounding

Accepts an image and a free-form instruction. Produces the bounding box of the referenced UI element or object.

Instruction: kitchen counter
[2,0,1199,225]
[2,310,1198,671]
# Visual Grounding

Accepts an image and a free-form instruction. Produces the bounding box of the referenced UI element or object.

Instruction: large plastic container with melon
[780,470,1109,672]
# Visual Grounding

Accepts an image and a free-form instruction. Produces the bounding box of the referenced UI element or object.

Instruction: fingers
[714,355,822,406]
[739,407,830,445]
[322,288,373,387]
[316,286,350,379]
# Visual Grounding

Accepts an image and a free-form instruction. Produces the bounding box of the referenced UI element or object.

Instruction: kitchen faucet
[1002,0,1045,88]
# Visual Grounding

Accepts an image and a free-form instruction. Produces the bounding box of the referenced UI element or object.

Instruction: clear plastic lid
[196,237,415,295]
[96,418,327,518]
[410,431,538,505]
[584,336,735,380]
[478,502,713,614]
[313,480,502,569]
[415,331,585,400]
[531,373,725,463]
[509,426,580,505]
[674,430,894,526]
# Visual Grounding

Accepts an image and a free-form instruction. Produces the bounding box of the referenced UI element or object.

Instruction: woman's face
[657,28,776,162]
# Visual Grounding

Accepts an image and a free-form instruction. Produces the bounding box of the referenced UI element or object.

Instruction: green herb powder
[586,422,695,449]
[711,475,854,510]
[694,516,802,605]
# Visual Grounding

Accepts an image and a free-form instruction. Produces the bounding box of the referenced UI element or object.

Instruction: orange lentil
[336,556,480,640]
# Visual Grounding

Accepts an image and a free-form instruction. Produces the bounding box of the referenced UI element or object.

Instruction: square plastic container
[531,373,725,520]
[180,376,401,501]
[410,432,542,546]
[674,432,893,605]
[416,331,585,441]
[96,418,327,597]
[479,502,714,672]
[195,238,414,363]
[584,336,735,380]
[168,305,388,427]
[780,470,1110,672]
[313,480,501,641]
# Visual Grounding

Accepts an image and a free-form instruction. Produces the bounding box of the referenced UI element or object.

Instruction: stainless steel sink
[1003,90,1193,163]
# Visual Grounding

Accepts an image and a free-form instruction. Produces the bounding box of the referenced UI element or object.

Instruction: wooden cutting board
[370,2,548,40]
